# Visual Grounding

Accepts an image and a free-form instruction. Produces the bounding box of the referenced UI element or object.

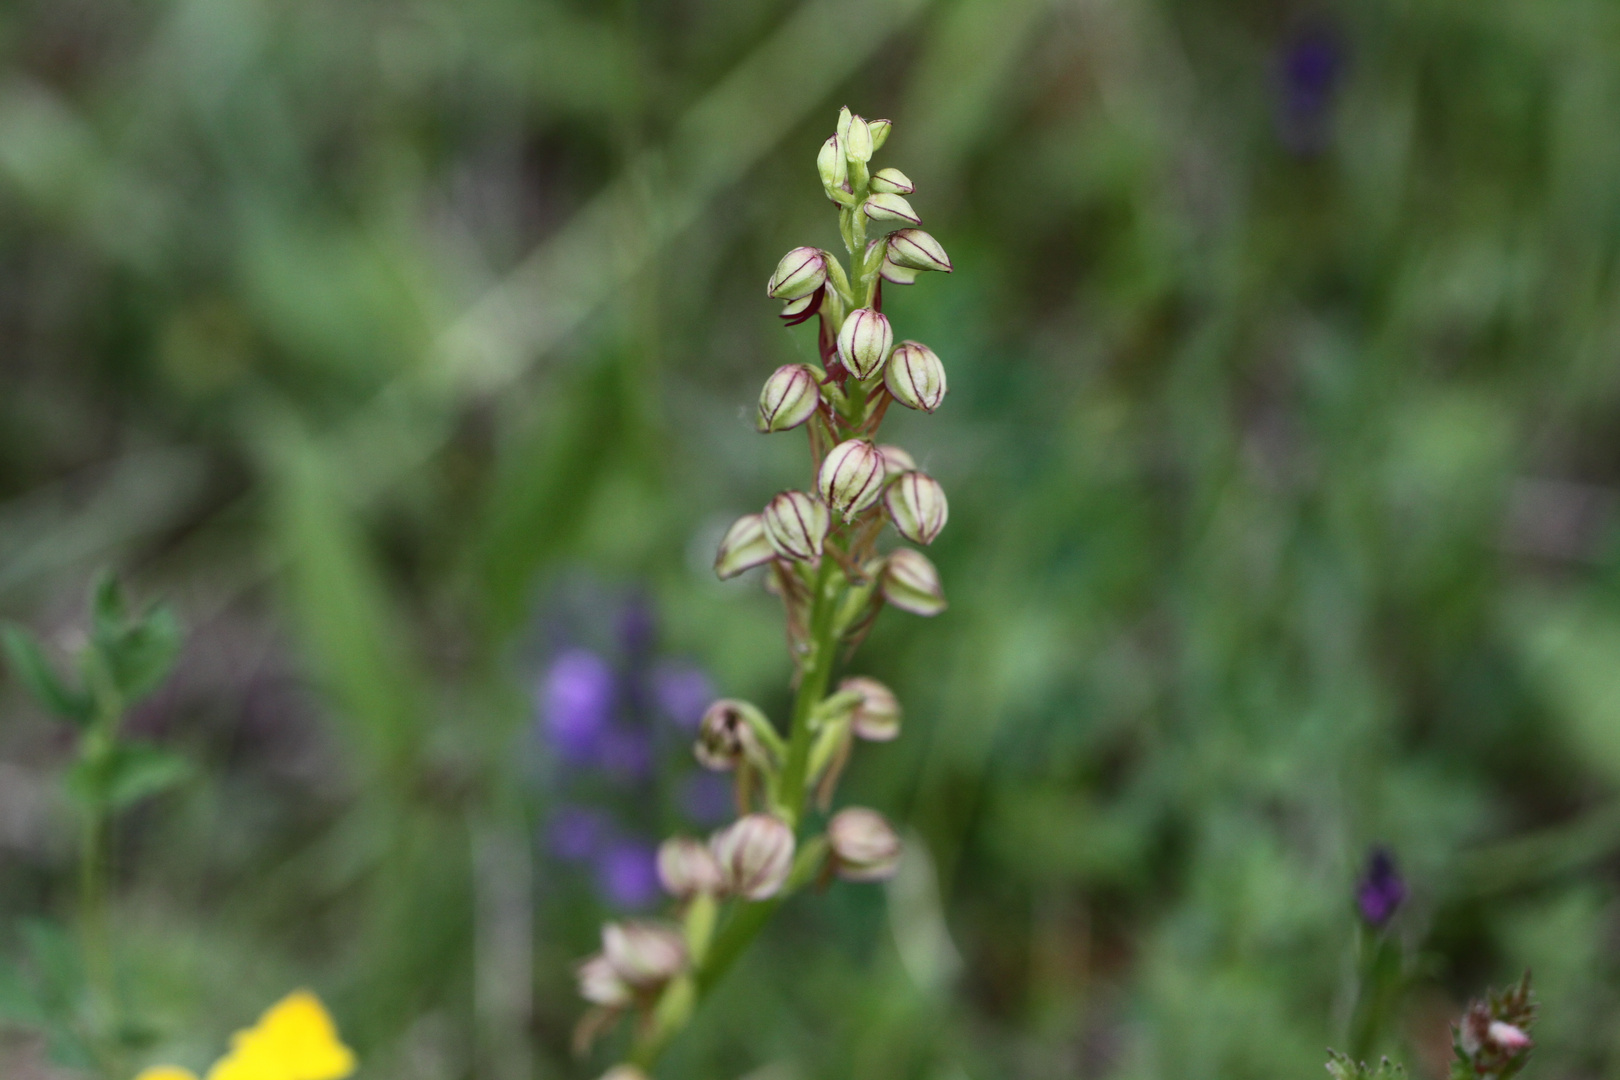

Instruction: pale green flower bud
[757,364,822,432]
[882,548,946,616]
[836,308,893,379]
[870,167,914,195]
[766,246,828,300]
[840,675,901,741]
[763,490,830,561]
[885,228,953,273]
[862,192,921,226]
[817,439,886,519]
[827,807,902,881]
[779,291,820,323]
[714,513,774,579]
[836,106,853,143]
[845,115,873,163]
[884,340,947,412]
[658,836,726,899]
[695,698,768,771]
[817,136,849,199]
[712,813,795,900]
[880,250,919,285]
[576,953,633,1007]
[867,118,892,150]
[884,471,948,545]
[875,444,917,478]
[602,920,688,988]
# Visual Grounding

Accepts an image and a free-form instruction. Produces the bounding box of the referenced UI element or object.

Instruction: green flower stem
[776,556,842,825]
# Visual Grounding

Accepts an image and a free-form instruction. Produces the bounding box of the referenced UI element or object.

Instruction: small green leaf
[1327,1050,1408,1080]
[103,604,183,703]
[1,625,92,725]
[65,743,190,811]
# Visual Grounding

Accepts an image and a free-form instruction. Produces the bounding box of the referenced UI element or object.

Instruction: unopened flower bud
[885,229,953,273]
[885,340,946,412]
[876,444,917,477]
[763,490,830,561]
[845,115,873,163]
[862,192,921,226]
[766,247,828,300]
[695,698,767,771]
[712,813,795,900]
[658,836,726,899]
[836,308,893,379]
[882,548,947,616]
[779,289,823,326]
[836,106,853,143]
[817,136,848,197]
[1489,1022,1532,1053]
[714,514,774,580]
[840,675,901,741]
[885,471,948,545]
[827,807,902,881]
[602,921,687,988]
[757,364,822,433]
[867,118,892,150]
[818,439,886,519]
[880,250,919,285]
[870,167,914,195]
[576,953,633,1007]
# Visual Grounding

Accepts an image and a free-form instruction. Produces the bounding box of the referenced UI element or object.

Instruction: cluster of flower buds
[579,108,955,1074]
[1452,974,1536,1080]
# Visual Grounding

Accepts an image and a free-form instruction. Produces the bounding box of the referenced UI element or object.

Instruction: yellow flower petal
[135,1069,201,1080]
[205,990,356,1080]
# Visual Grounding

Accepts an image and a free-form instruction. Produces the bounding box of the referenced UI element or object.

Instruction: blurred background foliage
[5,0,1620,1078]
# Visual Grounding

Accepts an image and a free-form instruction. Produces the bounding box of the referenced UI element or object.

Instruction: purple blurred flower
[541,648,616,762]
[652,662,715,730]
[1356,846,1406,927]
[597,727,654,780]
[597,839,661,909]
[550,806,608,862]
[617,596,658,658]
[679,772,733,826]
[1275,21,1343,156]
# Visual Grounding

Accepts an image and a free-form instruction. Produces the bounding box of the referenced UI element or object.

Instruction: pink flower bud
[763,490,830,561]
[884,471,948,545]
[827,807,902,881]
[875,444,917,477]
[1489,1022,1532,1053]
[695,698,767,771]
[711,814,795,900]
[840,675,901,741]
[766,247,828,300]
[869,167,914,195]
[576,953,633,1007]
[817,439,886,519]
[658,836,726,898]
[602,921,687,988]
[862,192,921,226]
[757,364,822,433]
[885,341,947,412]
[714,513,774,580]
[885,229,952,274]
[836,308,893,379]
[882,548,946,616]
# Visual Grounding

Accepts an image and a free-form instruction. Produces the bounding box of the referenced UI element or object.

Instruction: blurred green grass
[6,0,1620,1078]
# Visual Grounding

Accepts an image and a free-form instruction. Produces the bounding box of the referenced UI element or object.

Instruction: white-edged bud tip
[882,548,946,616]
[835,308,893,380]
[712,814,795,901]
[766,246,828,300]
[658,836,726,899]
[870,167,914,195]
[885,471,948,545]
[763,490,830,561]
[827,807,902,881]
[818,439,887,520]
[576,953,633,1008]
[862,192,921,226]
[757,364,822,433]
[840,675,901,741]
[602,921,687,988]
[695,698,766,771]
[885,340,947,412]
[885,229,952,273]
[714,513,774,580]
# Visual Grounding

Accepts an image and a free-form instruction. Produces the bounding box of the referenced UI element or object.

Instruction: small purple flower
[597,839,661,910]
[541,648,616,762]
[652,662,715,730]
[550,806,608,862]
[1356,846,1406,927]
[1275,21,1344,156]
[597,727,654,780]
[679,772,733,826]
